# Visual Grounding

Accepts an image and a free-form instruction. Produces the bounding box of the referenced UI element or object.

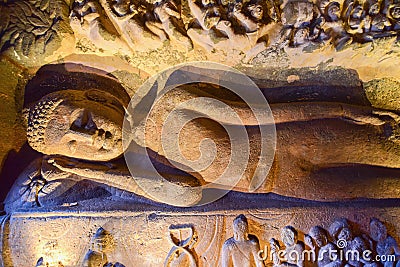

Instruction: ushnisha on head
[92,227,115,253]
[26,89,126,161]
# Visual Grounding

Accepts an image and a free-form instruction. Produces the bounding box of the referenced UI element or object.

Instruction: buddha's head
[282,225,298,247]
[92,227,115,253]
[370,218,388,242]
[309,226,328,247]
[247,4,263,20]
[337,227,353,242]
[328,218,349,240]
[26,89,125,161]
[233,214,249,241]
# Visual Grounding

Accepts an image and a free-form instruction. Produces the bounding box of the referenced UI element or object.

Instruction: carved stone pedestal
[2,195,400,267]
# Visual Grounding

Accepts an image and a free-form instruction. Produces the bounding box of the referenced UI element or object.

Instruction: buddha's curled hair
[26,95,63,152]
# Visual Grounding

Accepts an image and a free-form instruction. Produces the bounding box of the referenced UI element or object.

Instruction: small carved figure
[306,226,342,267]
[71,0,100,24]
[319,0,352,49]
[387,2,400,31]
[231,1,264,33]
[221,214,265,267]
[270,238,282,267]
[186,0,223,52]
[369,218,400,267]
[110,0,134,17]
[225,1,280,60]
[364,0,391,33]
[280,226,304,267]
[145,0,193,49]
[188,0,220,31]
[328,218,350,241]
[337,227,372,267]
[83,227,125,267]
[100,0,165,51]
[281,0,325,47]
[343,0,365,35]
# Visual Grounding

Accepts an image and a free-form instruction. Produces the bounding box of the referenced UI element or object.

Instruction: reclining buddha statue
[5,63,400,210]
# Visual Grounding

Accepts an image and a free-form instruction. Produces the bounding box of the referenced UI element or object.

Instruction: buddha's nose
[70,110,98,136]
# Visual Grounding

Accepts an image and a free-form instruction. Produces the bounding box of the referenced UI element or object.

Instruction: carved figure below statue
[369,218,400,267]
[221,214,265,267]
[83,227,126,267]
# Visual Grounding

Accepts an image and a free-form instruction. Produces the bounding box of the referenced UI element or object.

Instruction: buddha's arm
[48,157,147,197]
[48,156,203,206]
[180,97,398,126]
[158,88,398,126]
[271,102,397,125]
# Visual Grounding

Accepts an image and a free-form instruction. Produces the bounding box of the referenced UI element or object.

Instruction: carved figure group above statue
[1,0,400,63]
[67,0,400,55]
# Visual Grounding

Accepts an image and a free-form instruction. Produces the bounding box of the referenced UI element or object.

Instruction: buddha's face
[369,3,380,15]
[28,90,125,161]
[370,219,387,242]
[233,218,248,240]
[390,6,400,19]
[282,227,297,247]
[338,227,352,241]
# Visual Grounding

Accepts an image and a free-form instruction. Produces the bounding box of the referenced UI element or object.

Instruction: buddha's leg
[267,118,400,200]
